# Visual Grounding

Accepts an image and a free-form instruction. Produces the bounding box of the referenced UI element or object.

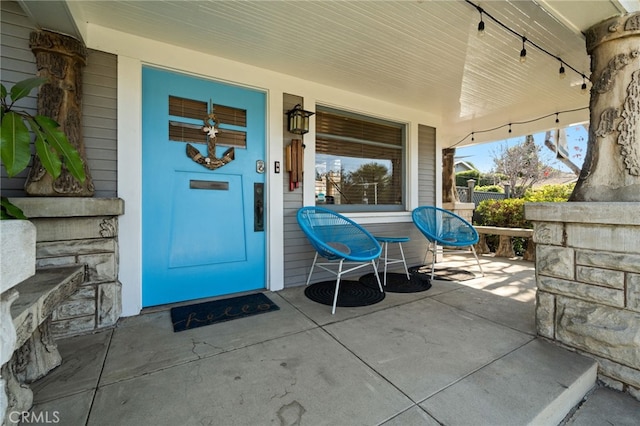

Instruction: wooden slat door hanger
[286,139,303,190]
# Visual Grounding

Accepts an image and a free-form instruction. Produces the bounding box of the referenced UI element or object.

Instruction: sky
[455,124,588,174]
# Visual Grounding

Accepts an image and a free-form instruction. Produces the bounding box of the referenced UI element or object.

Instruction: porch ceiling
[19,0,639,146]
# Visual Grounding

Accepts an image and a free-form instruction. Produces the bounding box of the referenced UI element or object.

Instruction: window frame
[314,105,407,213]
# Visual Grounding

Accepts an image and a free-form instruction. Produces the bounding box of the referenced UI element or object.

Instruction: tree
[342,162,391,204]
[491,135,551,197]
[542,130,581,176]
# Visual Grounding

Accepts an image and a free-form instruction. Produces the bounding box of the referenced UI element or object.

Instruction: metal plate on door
[190,180,229,190]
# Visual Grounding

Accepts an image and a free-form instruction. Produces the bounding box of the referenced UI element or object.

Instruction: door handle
[254,183,264,232]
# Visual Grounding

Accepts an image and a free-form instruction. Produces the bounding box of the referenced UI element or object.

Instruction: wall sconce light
[286,104,314,135]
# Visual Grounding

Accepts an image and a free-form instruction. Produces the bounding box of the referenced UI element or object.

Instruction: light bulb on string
[464,1,590,102]
[508,124,512,134]
[581,75,588,93]
[477,10,485,37]
[555,113,559,124]
[519,37,527,63]
[472,132,475,142]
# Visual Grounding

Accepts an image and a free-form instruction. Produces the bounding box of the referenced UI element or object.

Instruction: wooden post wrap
[25,30,94,196]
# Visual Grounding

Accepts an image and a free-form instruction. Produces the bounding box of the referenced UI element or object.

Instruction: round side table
[375,236,411,286]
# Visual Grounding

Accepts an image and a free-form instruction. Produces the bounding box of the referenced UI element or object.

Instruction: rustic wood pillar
[442,148,459,203]
[570,12,640,201]
[25,30,94,196]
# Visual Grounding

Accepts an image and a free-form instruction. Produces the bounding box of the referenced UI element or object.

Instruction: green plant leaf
[1,112,32,177]
[1,196,27,220]
[9,77,48,103]
[1,83,7,100]
[34,132,62,179]
[35,115,86,182]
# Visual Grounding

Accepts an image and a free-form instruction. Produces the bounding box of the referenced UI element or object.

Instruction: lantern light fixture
[286,104,315,135]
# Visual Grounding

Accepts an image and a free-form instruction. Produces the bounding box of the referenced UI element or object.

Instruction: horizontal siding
[83,49,118,197]
[282,93,310,287]
[418,124,436,206]
[0,1,37,104]
[1,1,118,198]
[0,1,38,192]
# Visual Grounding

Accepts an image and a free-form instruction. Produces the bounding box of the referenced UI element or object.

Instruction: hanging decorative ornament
[186,103,235,170]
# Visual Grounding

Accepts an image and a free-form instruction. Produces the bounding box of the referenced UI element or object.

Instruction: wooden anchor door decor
[286,139,304,190]
[186,101,235,170]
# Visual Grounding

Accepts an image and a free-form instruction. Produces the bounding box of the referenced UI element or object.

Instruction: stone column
[525,203,640,399]
[25,30,94,196]
[570,12,640,201]
[527,12,640,401]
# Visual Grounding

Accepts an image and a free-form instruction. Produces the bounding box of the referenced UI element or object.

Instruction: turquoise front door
[142,67,266,307]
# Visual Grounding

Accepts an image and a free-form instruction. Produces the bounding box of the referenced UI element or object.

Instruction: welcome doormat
[408,265,477,281]
[170,293,280,332]
[304,280,385,307]
[360,272,432,293]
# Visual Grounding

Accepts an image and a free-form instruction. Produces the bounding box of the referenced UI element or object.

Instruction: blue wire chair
[412,206,484,280]
[297,206,383,314]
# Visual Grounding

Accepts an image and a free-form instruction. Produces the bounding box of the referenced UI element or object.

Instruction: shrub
[523,183,575,202]
[455,170,481,186]
[474,198,530,228]
[475,185,504,193]
[474,198,530,256]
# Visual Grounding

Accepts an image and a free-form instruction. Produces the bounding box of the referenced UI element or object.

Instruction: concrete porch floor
[27,255,640,425]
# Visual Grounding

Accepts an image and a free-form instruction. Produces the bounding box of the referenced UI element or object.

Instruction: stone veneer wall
[525,202,640,400]
[10,198,124,338]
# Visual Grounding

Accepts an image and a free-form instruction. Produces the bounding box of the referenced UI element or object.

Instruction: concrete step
[421,339,597,425]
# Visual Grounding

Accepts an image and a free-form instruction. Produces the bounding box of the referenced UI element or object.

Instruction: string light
[519,37,527,63]
[581,75,588,93]
[465,0,589,92]
[451,106,589,147]
[477,9,485,37]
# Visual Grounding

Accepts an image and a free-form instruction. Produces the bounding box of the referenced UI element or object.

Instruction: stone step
[421,339,598,425]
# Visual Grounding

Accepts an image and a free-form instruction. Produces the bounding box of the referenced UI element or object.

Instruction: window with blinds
[168,96,247,148]
[315,107,405,211]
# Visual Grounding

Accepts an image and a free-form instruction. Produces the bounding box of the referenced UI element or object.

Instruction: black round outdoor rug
[408,265,477,281]
[304,280,385,307]
[359,272,431,293]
